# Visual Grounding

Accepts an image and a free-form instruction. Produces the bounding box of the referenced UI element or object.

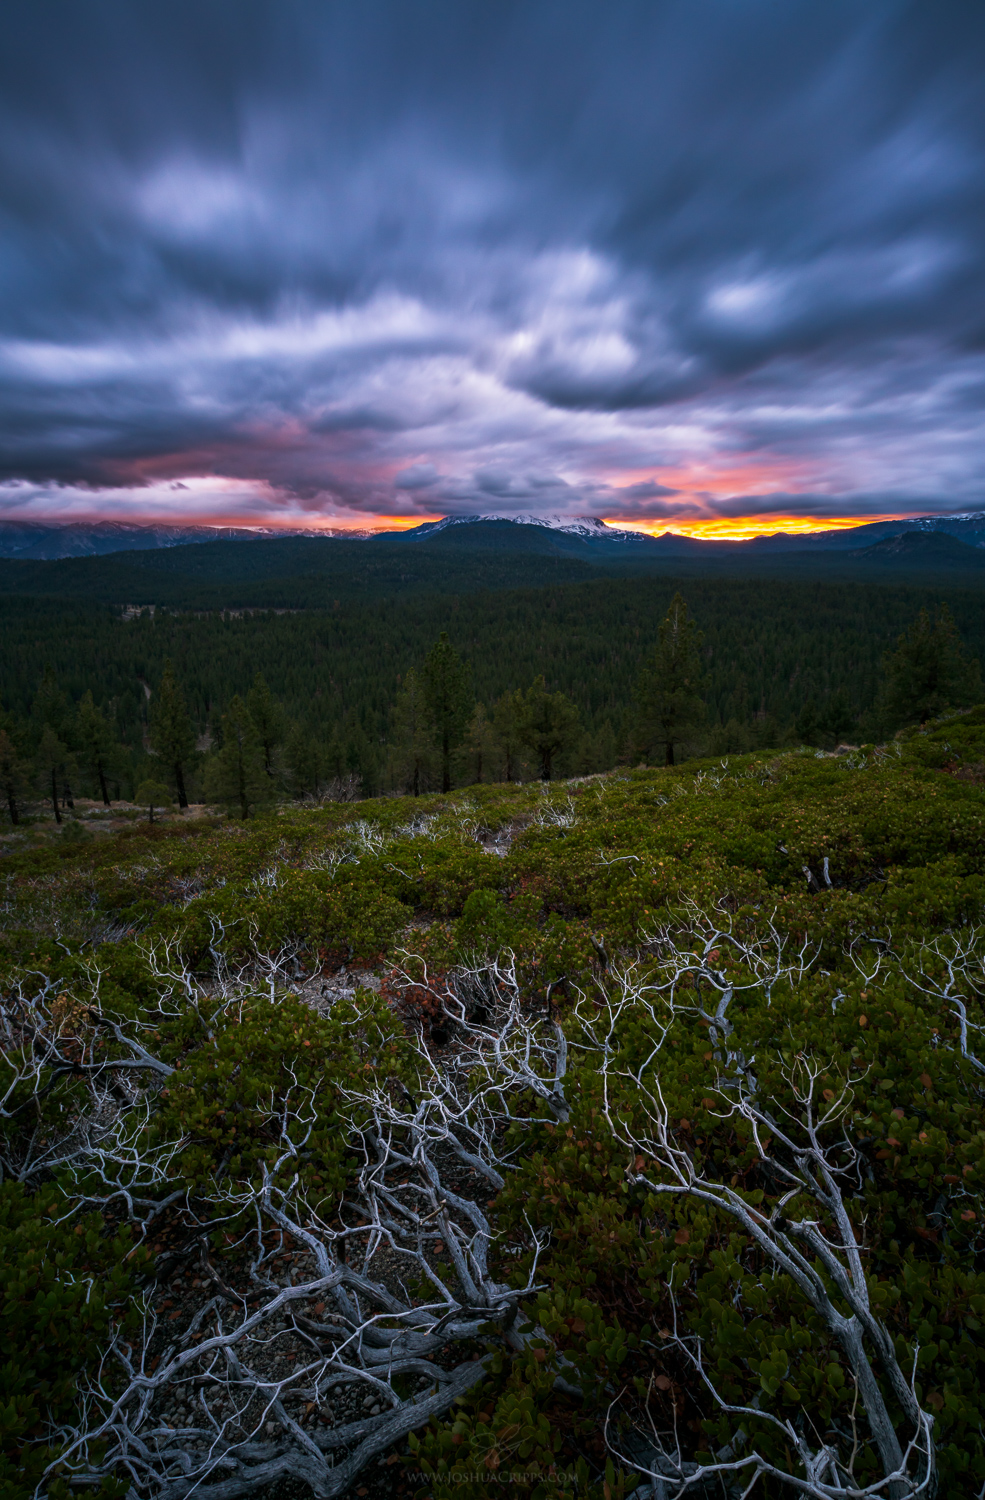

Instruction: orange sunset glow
[606,514,908,542]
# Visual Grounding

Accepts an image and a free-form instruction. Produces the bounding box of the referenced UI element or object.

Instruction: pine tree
[817,688,856,744]
[518,677,580,782]
[490,689,526,781]
[0,730,27,825]
[149,660,197,808]
[75,692,120,806]
[285,721,322,799]
[31,665,71,739]
[877,605,982,730]
[795,698,820,746]
[35,726,74,825]
[421,633,472,793]
[32,666,76,807]
[246,673,286,778]
[203,697,269,819]
[463,703,495,784]
[634,592,706,766]
[389,670,434,796]
[133,780,173,824]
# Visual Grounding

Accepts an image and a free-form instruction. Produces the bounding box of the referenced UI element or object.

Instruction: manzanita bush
[1,710,984,1498]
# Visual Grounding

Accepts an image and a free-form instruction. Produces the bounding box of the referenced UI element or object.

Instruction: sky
[2,2,985,540]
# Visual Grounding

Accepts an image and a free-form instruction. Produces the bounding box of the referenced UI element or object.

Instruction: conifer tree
[877,604,982,729]
[149,660,196,808]
[321,732,344,785]
[490,689,526,781]
[32,666,76,807]
[31,665,71,739]
[390,670,433,796]
[818,687,856,744]
[203,697,269,819]
[133,780,173,824]
[34,726,74,825]
[795,698,820,746]
[284,721,322,799]
[634,592,706,766]
[75,691,119,806]
[0,730,26,825]
[246,673,286,778]
[518,676,580,781]
[463,703,495,784]
[421,634,472,793]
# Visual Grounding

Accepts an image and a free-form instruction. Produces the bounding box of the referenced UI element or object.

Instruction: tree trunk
[665,741,675,767]
[174,761,189,809]
[51,769,62,824]
[98,766,111,807]
[63,781,75,808]
[6,788,18,825]
[412,762,420,797]
[441,732,451,793]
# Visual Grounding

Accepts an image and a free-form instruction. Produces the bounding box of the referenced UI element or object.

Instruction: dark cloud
[2,2,985,526]
[616,482,682,501]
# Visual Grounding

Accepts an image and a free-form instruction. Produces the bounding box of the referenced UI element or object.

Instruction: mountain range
[0,520,373,560]
[0,510,983,611]
[2,508,985,562]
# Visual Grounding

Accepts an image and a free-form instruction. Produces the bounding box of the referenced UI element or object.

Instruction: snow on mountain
[907,511,985,531]
[412,512,650,543]
[0,521,373,560]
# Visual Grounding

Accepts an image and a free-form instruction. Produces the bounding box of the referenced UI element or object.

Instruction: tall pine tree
[518,677,580,782]
[390,670,434,796]
[421,634,472,793]
[246,673,286,778]
[490,689,527,781]
[34,726,73,825]
[203,697,269,819]
[75,692,120,807]
[634,592,706,766]
[284,721,323,799]
[0,730,26,825]
[149,660,197,808]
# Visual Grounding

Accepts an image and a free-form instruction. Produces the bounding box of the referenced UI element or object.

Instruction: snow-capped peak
[413,512,643,541]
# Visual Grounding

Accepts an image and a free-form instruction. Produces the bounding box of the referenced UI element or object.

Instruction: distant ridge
[0,520,374,560]
[2,507,985,562]
[849,530,985,566]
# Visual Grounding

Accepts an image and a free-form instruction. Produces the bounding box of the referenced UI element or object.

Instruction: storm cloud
[2,0,985,532]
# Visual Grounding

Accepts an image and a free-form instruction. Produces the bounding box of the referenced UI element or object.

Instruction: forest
[2,575,985,819]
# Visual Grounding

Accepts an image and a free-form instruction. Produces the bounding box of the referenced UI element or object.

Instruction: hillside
[850,530,985,568]
[3,709,985,1498]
